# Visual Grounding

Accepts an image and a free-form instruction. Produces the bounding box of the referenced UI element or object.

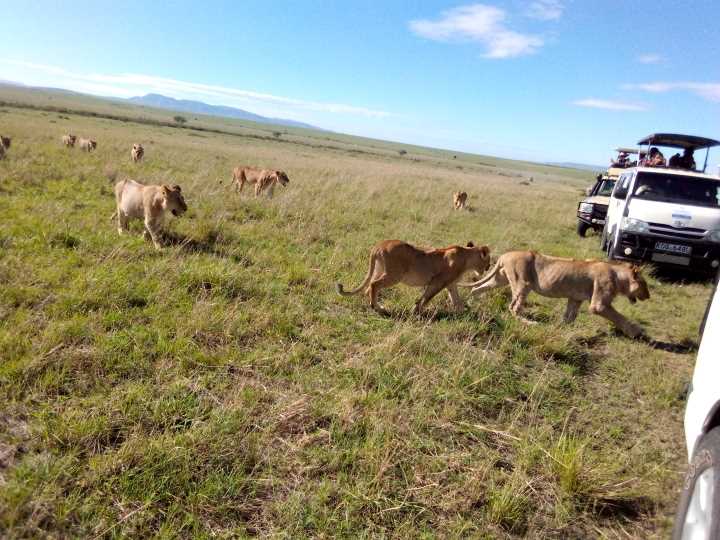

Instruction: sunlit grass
[0,100,707,537]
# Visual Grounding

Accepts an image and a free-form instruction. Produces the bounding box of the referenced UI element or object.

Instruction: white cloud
[409,4,544,59]
[572,98,648,112]
[623,81,720,103]
[636,53,663,64]
[0,59,391,119]
[525,0,564,21]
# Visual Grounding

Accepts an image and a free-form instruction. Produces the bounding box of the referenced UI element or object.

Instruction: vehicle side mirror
[585,187,592,196]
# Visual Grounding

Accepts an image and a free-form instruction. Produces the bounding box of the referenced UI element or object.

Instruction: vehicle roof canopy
[614,147,639,154]
[637,133,720,150]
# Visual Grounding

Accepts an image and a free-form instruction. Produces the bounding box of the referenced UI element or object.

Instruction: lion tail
[336,254,376,296]
[458,259,501,288]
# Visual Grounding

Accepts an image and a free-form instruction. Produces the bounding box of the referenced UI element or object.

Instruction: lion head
[274,170,290,186]
[90,140,97,150]
[626,265,650,303]
[465,241,491,275]
[161,184,188,217]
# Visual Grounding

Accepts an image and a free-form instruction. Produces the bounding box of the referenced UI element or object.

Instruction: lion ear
[466,241,475,248]
[173,184,182,192]
[481,246,490,257]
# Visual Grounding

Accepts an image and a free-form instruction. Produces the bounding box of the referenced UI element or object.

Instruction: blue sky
[1,1,718,165]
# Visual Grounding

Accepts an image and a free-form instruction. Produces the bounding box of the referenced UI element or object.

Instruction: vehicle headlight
[579,202,594,213]
[621,217,649,233]
[707,230,720,243]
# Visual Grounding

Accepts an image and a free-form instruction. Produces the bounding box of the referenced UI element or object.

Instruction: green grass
[0,94,710,538]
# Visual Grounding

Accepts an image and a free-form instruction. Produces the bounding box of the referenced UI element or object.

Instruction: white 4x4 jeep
[673,276,720,538]
[603,133,720,275]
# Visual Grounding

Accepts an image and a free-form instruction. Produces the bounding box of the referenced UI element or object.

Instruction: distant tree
[398,149,407,156]
[272,131,282,139]
[173,115,187,125]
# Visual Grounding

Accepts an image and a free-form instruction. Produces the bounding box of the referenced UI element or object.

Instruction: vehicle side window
[613,174,631,199]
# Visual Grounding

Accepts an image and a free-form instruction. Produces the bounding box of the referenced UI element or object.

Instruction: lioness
[231,166,290,197]
[337,240,491,315]
[453,191,468,210]
[464,251,650,337]
[112,179,187,250]
[62,134,77,147]
[78,138,97,152]
[131,143,144,162]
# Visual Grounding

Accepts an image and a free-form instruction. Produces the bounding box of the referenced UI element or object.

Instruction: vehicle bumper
[577,212,607,228]
[613,232,720,272]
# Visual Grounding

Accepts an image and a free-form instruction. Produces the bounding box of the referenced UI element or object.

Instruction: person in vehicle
[669,152,682,168]
[629,151,646,168]
[669,149,697,170]
[641,147,666,167]
[611,151,630,167]
[680,148,696,170]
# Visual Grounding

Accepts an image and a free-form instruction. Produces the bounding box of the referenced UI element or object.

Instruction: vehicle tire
[606,228,617,260]
[577,221,589,237]
[672,426,720,540]
[600,224,608,251]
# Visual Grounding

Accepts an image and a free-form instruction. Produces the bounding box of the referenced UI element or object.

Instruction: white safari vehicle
[673,277,720,539]
[576,148,639,237]
[602,134,720,274]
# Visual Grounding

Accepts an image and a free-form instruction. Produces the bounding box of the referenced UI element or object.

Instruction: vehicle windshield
[596,179,615,196]
[632,172,720,208]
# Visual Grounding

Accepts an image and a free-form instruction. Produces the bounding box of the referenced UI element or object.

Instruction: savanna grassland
[0,91,712,538]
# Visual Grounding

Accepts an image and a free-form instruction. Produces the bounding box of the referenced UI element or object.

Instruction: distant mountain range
[547,161,605,172]
[127,93,318,130]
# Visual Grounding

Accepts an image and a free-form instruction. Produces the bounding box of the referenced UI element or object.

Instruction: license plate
[655,242,691,255]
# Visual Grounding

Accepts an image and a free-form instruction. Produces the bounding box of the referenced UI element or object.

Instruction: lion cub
[78,138,97,152]
[62,134,77,147]
[337,240,491,315]
[453,191,468,210]
[0,136,11,159]
[131,143,145,162]
[112,179,187,250]
[464,251,650,337]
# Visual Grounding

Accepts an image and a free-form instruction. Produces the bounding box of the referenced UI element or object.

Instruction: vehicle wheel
[606,229,617,260]
[577,221,589,237]
[600,224,608,251]
[673,426,720,540]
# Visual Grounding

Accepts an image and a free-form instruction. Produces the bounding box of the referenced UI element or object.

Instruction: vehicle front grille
[592,204,608,218]
[648,222,707,239]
